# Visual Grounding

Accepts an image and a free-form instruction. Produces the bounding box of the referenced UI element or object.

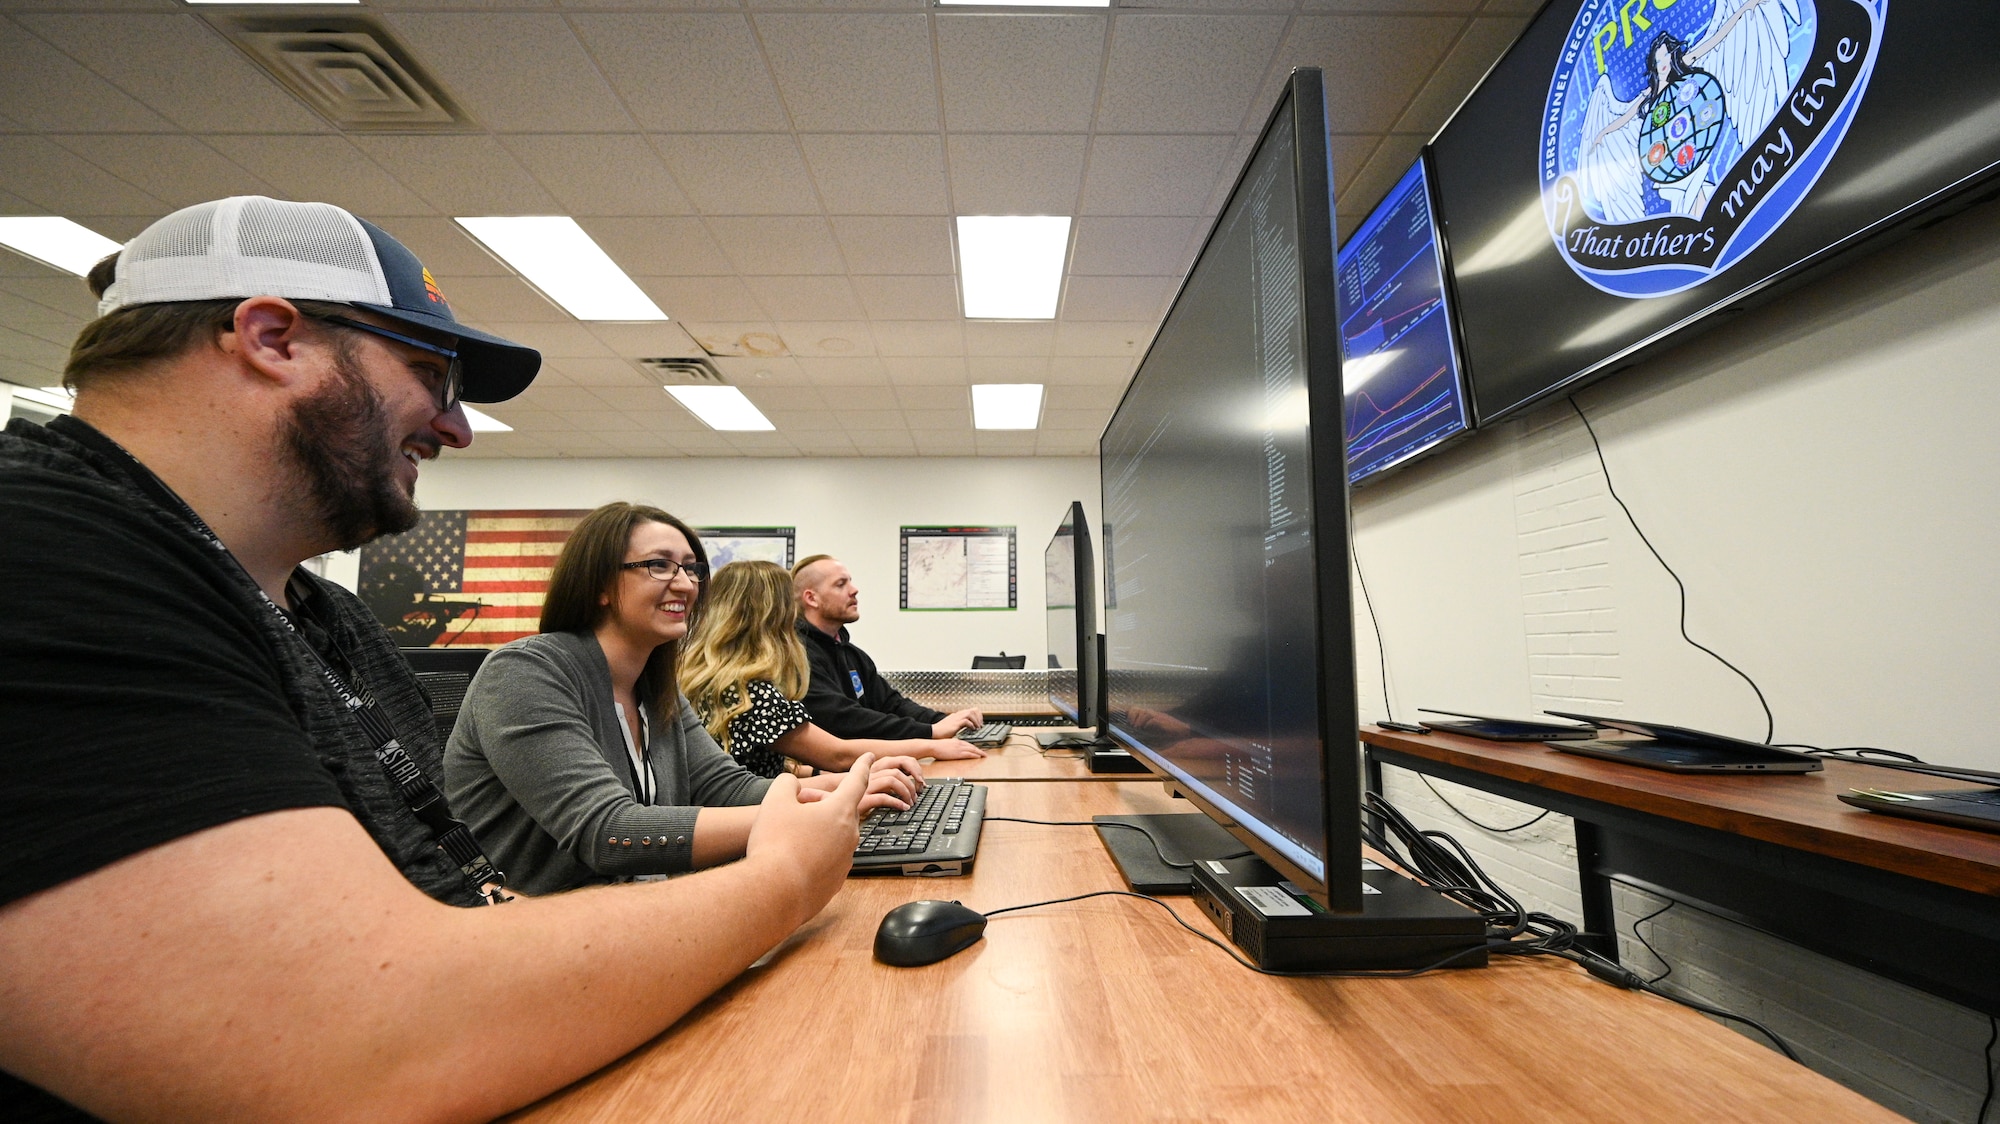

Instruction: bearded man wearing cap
[0,198,869,1122]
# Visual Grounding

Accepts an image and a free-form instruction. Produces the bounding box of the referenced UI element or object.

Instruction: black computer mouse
[874,900,988,967]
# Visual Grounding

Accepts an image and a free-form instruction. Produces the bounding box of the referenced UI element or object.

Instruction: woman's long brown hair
[539,502,708,718]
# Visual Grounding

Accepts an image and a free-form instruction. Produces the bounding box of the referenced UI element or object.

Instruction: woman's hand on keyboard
[926,739,987,761]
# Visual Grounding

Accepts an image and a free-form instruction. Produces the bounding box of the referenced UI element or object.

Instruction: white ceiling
[0,0,1533,459]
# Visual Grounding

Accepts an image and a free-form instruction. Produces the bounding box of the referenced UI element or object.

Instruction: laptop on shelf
[1416,708,1600,741]
[1540,712,1822,774]
[1834,758,2000,834]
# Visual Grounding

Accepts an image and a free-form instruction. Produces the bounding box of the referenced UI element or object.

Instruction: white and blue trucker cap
[97,196,540,403]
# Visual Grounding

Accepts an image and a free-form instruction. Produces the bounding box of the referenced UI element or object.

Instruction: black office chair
[971,652,1026,669]
[400,646,491,737]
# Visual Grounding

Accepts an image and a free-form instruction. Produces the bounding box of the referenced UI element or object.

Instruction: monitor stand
[1093,813,1244,894]
[1189,855,1488,972]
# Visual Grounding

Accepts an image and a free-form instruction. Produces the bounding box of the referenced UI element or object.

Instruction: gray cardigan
[443,630,772,895]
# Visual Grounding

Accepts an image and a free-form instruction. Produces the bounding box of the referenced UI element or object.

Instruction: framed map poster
[900,526,1016,611]
[698,526,796,571]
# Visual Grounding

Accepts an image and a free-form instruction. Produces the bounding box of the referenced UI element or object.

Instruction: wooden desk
[513,782,1893,1122]
[1361,726,2000,1015]
[922,730,1123,783]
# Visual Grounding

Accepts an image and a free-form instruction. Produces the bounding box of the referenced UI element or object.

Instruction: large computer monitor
[1339,152,1472,484]
[1098,69,1483,968]
[1042,500,1100,730]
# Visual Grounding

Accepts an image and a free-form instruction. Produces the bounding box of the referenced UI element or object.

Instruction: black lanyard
[96,432,511,905]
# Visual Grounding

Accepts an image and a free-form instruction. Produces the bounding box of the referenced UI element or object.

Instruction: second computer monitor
[1043,500,1101,731]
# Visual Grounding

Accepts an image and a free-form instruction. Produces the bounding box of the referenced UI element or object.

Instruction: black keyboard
[1002,715,1069,728]
[963,722,1011,746]
[855,779,979,858]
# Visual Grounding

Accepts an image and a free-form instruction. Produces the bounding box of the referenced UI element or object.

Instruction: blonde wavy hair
[678,560,811,749]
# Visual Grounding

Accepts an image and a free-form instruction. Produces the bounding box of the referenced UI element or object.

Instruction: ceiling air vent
[636,357,724,386]
[209,16,473,132]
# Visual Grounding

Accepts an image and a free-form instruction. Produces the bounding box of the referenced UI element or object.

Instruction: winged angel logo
[1541,0,1884,297]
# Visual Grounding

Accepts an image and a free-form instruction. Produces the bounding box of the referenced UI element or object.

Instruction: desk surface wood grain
[510,783,1895,1123]
[1363,726,2000,896]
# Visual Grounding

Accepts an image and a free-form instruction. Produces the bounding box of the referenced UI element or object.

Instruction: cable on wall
[1566,395,1776,743]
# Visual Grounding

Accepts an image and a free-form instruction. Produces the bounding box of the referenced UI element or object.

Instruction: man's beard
[282,339,423,550]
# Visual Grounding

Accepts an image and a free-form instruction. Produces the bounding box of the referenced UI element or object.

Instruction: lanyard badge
[849,670,865,698]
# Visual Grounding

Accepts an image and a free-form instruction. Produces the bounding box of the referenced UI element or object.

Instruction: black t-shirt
[0,417,479,1120]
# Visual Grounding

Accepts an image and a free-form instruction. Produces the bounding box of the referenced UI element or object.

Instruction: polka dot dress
[722,680,811,778]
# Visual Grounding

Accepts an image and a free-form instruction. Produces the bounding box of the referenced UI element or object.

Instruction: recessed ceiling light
[461,405,512,433]
[454,216,666,322]
[0,218,122,277]
[972,383,1043,430]
[956,216,1070,319]
[2,386,76,415]
[666,385,775,431]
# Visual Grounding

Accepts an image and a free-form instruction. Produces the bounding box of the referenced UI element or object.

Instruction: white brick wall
[1513,408,1624,714]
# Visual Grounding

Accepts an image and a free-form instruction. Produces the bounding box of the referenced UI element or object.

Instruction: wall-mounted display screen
[1338,155,1470,482]
[1431,0,2000,423]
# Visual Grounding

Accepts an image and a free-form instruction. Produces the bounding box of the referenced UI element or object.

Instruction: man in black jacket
[793,554,983,741]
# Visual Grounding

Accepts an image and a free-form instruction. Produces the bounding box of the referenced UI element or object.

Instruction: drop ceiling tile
[972,432,1039,455]
[883,356,969,384]
[799,134,948,215]
[747,385,831,412]
[18,13,327,133]
[801,357,889,386]
[585,218,732,276]
[381,13,630,134]
[704,215,844,275]
[1041,409,1106,432]
[873,322,965,357]
[1097,14,1288,133]
[479,321,616,358]
[505,136,693,217]
[822,386,899,410]
[964,322,1054,356]
[792,434,860,456]
[968,356,1050,382]
[712,355,805,384]
[655,136,819,215]
[831,217,953,275]
[635,276,767,322]
[587,386,680,413]
[516,385,612,412]
[0,289,83,330]
[1276,15,1463,136]
[935,14,1105,133]
[1036,431,1101,456]
[1391,15,1530,135]
[0,277,98,321]
[1048,355,1136,384]
[1070,217,1202,276]
[547,357,655,387]
[946,134,1089,216]
[680,322,787,357]
[0,136,162,216]
[754,14,939,133]
[902,408,970,432]
[353,136,558,215]
[1329,134,1384,200]
[439,276,566,323]
[571,13,787,133]
[591,321,706,358]
[1061,276,1174,322]
[763,409,837,433]
[852,276,961,321]
[745,275,864,320]
[834,410,904,431]
[1053,321,1152,356]
[1081,135,1237,217]
[1340,134,1426,218]
[893,385,968,410]
[0,325,70,362]
[0,358,62,385]
[0,18,174,132]
[1304,0,1478,9]
[48,136,268,211]
[911,434,970,457]
[775,321,876,357]
[206,136,435,217]
[558,409,648,433]
[374,218,511,277]
[724,432,802,456]
[851,432,916,456]
[1047,383,1127,410]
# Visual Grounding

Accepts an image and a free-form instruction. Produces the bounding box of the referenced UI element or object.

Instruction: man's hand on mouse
[746,755,871,911]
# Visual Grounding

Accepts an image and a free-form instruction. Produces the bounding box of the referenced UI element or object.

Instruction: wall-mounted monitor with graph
[1338,153,1472,484]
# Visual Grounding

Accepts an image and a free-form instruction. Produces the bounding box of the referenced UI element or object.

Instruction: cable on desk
[1568,395,1775,744]
[1363,794,1578,953]
[1351,542,1397,723]
[1565,947,1802,1063]
[1416,774,1553,834]
[1981,1014,1997,1124]
[984,816,1250,871]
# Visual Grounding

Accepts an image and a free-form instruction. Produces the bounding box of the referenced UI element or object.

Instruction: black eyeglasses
[619,557,709,585]
[315,313,464,413]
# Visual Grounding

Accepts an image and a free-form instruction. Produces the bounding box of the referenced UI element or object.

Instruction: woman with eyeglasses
[680,561,983,779]
[443,502,919,895]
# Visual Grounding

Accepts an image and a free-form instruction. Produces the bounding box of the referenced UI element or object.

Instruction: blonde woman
[681,561,985,778]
